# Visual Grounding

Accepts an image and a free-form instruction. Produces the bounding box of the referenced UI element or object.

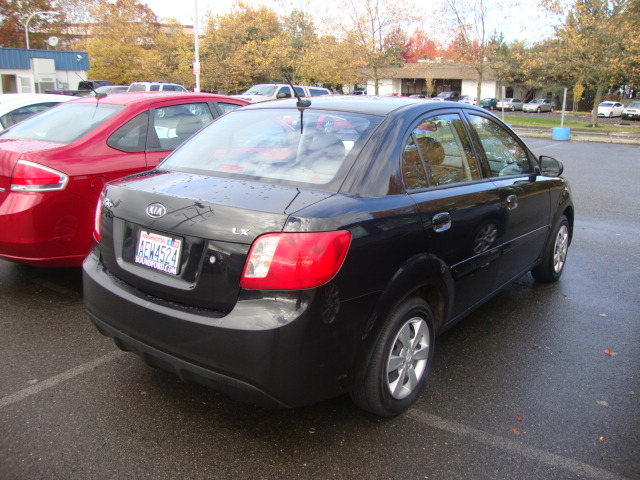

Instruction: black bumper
[82,251,377,408]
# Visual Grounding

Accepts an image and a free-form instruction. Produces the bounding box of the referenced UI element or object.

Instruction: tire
[511,106,515,112]
[350,297,435,416]
[537,107,541,113]
[531,215,570,283]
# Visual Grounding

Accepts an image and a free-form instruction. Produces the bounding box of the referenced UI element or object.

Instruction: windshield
[530,99,544,104]
[599,102,614,107]
[0,102,125,143]
[628,102,640,108]
[436,92,452,98]
[244,85,277,96]
[160,108,382,191]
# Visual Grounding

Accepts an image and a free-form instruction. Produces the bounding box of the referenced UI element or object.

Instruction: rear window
[0,102,125,144]
[160,108,382,190]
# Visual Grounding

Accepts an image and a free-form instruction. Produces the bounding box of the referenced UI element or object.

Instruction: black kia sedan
[83,96,573,416]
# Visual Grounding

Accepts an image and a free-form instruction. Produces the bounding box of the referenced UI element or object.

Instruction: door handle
[506,194,518,210]
[432,212,451,232]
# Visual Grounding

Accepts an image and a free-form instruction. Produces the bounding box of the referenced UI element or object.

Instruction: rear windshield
[160,108,382,191]
[0,102,125,143]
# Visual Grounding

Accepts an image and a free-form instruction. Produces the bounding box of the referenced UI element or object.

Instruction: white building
[0,47,89,94]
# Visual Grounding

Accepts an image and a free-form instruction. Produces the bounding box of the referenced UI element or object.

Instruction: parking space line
[406,409,631,480]
[0,350,125,409]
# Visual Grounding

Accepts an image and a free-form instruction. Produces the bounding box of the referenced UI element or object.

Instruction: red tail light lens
[240,231,351,290]
[10,160,68,191]
[93,191,105,243]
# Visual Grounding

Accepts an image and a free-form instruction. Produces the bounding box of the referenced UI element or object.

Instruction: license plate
[134,230,182,275]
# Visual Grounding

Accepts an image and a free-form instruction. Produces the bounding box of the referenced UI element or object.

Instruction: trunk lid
[99,170,333,312]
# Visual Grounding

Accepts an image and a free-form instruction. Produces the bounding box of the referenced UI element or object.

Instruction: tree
[148,19,195,89]
[297,34,364,89]
[332,0,416,94]
[402,28,440,63]
[76,0,160,84]
[543,0,635,126]
[440,0,505,105]
[1,0,59,48]
[200,2,289,93]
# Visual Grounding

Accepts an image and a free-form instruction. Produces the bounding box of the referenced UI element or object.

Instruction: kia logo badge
[145,203,167,218]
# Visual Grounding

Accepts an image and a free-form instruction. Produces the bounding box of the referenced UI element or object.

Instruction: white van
[234,84,331,103]
[128,82,187,92]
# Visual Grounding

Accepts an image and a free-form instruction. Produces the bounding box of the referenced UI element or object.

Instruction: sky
[141,0,562,45]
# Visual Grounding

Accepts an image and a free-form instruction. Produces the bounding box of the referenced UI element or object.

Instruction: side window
[294,86,306,97]
[150,103,214,151]
[402,113,481,189]
[309,88,328,97]
[217,102,244,114]
[276,86,291,98]
[468,114,532,177]
[107,111,149,152]
[150,85,160,91]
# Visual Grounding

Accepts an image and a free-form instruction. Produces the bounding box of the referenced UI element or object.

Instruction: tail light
[10,160,68,192]
[93,190,105,243]
[241,231,351,290]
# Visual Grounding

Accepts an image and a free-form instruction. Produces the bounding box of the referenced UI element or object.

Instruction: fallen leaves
[508,427,521,435]
[596,400,609,407]
[604,348,618,356]
[27,379,38,385]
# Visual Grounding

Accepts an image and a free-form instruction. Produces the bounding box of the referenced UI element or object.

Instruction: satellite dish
[47,36,59,47]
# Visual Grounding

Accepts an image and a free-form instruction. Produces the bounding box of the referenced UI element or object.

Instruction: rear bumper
[0,191,93,267]
[82,251,377,408]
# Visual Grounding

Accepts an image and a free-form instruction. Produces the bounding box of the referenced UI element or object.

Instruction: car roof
[239,95,470,116]
[69,91,242,106]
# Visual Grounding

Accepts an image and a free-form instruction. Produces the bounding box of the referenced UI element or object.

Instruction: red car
[0,92,249,267]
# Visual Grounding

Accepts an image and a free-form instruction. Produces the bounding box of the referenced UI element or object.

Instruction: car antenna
[75,72,106,99]
[283,72,310,134]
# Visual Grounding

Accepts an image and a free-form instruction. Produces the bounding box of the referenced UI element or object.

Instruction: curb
[513,127,640,145]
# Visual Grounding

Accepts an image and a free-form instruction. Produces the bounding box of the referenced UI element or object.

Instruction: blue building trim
[0,48,90,71]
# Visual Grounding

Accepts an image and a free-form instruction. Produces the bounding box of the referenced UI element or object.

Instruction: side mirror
[539,155,564,177]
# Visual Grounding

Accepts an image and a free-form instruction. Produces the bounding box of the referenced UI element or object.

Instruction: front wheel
[532,215,570,283]
[350,297,435,416]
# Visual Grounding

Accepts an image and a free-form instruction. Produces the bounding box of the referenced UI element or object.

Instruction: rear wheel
[350,297,435,416]
[532,215,570,283]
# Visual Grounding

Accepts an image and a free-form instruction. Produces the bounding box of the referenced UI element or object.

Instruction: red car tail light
[10,160,68,192]
[240,231,351,290]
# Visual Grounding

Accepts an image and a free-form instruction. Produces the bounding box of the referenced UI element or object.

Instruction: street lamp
[24,11,58,49]
[193,0,201,92]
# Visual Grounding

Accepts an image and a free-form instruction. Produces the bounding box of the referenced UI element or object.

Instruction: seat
[417,137,463,185]
[303,133,346,175]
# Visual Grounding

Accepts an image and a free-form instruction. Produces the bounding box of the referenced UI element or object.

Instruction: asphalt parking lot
[1,139,638,480]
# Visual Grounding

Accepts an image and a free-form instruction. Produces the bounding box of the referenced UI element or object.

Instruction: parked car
[496,98,524,111]
[128,82,187,92]
[459,95,477,105]
[234,84,332,103]
[0,93,79,132]
[621,101,640,120]
[92,85,129,96]
[430,91,460,101]
[597,101,624,118]
[0,92,249,267]
[523,98,555,113]
[480,98,499,110]
[83,96,573,417]
[46,80,113,96]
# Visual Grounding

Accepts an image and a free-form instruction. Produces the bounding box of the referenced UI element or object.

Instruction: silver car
[523,98,555,113]
[496,98,524,111]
